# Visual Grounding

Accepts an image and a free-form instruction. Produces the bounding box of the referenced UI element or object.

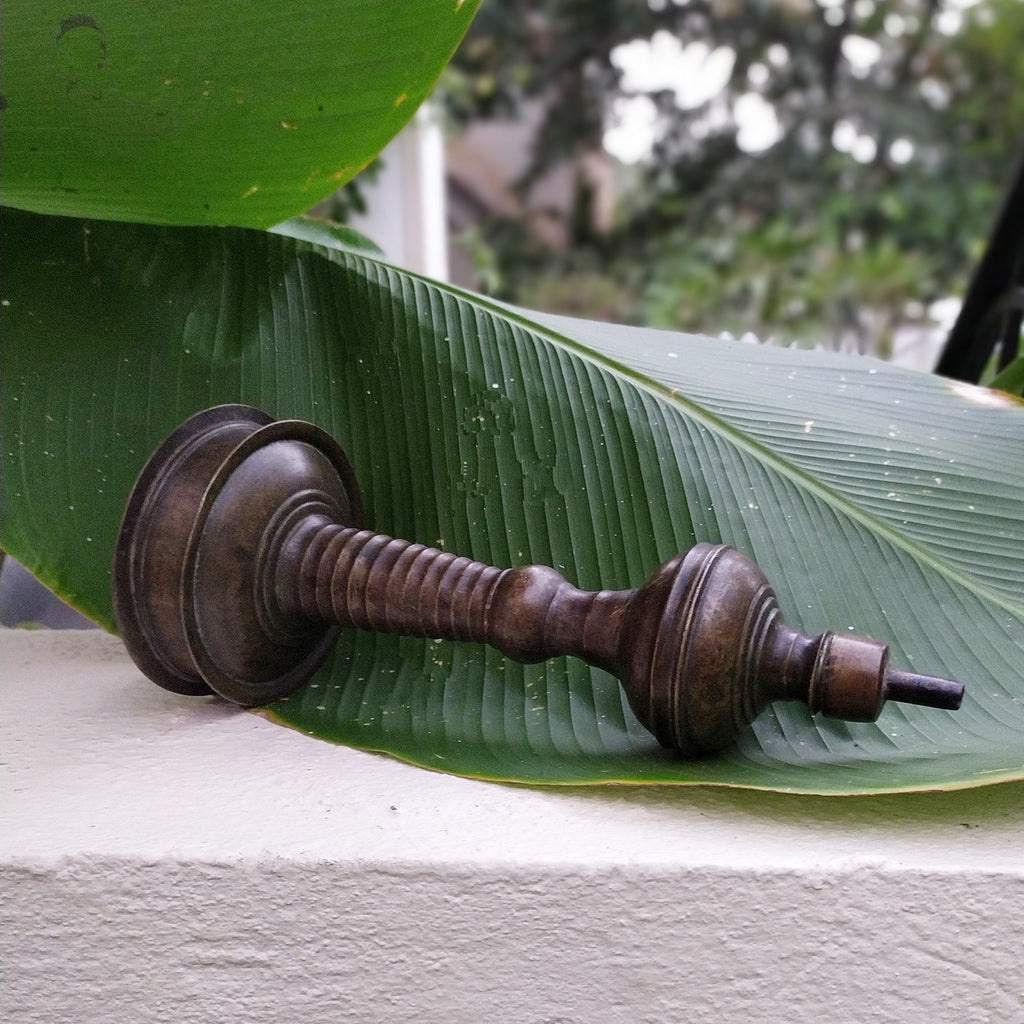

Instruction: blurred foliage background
[434,0,1023,359]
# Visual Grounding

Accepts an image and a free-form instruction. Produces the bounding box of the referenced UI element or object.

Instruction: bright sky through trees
[603,0,986,164]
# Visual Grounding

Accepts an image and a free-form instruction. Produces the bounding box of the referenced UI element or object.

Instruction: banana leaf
[3,208,1023,793]
[1,0,479,226]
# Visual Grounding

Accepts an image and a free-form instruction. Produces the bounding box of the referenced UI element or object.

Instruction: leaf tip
[944,379,1021,409]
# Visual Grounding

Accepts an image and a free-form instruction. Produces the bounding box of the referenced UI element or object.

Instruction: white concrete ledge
[3,629,1023,1023]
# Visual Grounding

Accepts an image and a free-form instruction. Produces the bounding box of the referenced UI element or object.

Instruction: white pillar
[347,105,449,281]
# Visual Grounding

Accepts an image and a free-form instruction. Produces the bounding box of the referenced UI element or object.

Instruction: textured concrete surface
[3,629,1023,1023]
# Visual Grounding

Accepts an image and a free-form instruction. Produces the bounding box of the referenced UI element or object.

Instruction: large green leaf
[1,0,479,226]
[3,208,1023,793]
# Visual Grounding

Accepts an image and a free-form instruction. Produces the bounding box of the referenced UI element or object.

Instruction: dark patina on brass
[114,404,965,756]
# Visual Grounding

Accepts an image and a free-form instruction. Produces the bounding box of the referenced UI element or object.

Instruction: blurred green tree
[443,0,1024,356]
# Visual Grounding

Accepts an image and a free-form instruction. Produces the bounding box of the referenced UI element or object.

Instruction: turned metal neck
[276,516,627,670]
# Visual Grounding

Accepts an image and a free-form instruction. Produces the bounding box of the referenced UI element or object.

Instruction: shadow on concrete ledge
[0,558,96,629]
